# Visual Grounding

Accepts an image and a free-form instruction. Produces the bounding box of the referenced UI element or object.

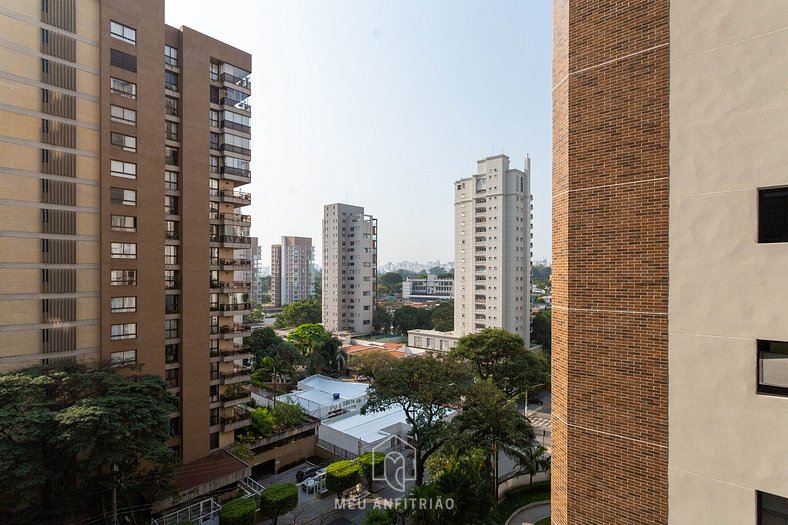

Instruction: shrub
[259,483,298,525]
[363,508,397,525]
[357,452,386,489]
[250,407,274,437]
[326,460,360,497]
[270,400,307,431]
[218,498,257,525]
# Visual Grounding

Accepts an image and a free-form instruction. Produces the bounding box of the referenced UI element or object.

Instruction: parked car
[527,396,544,405]
[296,465,321,482]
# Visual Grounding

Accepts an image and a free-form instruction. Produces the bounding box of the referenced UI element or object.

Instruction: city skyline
[163,0,552,267]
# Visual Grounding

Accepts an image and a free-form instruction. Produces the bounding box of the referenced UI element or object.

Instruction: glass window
[209,63,219,81]
[165,145,178,166]
[110,105,136,126]
[209,132,220,150]
[110,77,136,99]
[759,187,788,243]
[165,319,178,339]
[110,132,136,152]
[165,270,179,289]
[111,215,136,232]
[166,370,179,389]
[164,195,178,215]
[165,70,179,91]
[165,294,179,314]
[165,120,178,141]
[165,343,179,364]
[110,160,136,179]
[111,242,136,259]
[110,269,136,286]
[222,133,250,152]
[759,491,788,524]
[165,245,178,265]
[209,110,220,128]
[110,322,136,340]
[110,187,136,206]
[165,96,178,117]
[110,296,136,313]
[223,156,249,171]
[165,220,178,239]
[164,45,178,67]
[110,21,136,44]
[110,349,136,365]
[210,155,220,173]
[164,171,178,191]
[109,49,136,72]
[223,110,250,127]
[758,340,788,396]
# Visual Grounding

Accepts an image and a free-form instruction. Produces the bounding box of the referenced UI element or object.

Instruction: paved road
[507,502,551,525]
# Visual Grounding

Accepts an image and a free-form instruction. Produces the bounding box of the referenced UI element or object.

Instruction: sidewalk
[506,502,550,525]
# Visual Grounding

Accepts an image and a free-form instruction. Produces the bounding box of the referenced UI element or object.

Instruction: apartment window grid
[110,160,136,179]
[110,77,136,99]
[110,296,136,313]
[164,170,178,191]
[164,319,178,340]
[110,269,136,286]
[110,21,136,44]
[164,45,178,67]
[110,322,136,340]
[110,242,136,259]
[110,349,136,366]
[164,245,178,265]
[110,105,136,126]
[110,187,136,206]
[111,215,136,232]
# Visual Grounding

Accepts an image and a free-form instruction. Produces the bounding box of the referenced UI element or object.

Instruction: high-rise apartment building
[0,0,253,473]
[249,237,266,304]
[271,236,314,307]
[453,155,532,340]
[552,1,788,523]
[322,203,377,334]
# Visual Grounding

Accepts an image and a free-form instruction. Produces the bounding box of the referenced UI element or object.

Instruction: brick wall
[551,1,669,523]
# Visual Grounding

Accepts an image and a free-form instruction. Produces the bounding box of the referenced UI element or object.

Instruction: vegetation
[392,305,432,334]
[532,265,551,280]
[348,350,398,379]
[357,452,386,489]
[246,327,301,386]
[531,309,552,351]
[516,444,551,489]
[325,460,360,497]
[430,301,454,332]
[275,298,322,328]
[423,445,494,523]
[373,304,394,334]
[287,323,346,375]
[259,483,298,525]
[378,272,404,296]
[218,497,257,525]
[494,481,550,525]
[247,401,308,439]
[0,364,177,523]
[363,508,398,525]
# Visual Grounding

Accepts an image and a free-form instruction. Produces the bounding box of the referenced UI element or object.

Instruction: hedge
[326,460,360,497]
[259,483,298,525]
[218,498,257,525]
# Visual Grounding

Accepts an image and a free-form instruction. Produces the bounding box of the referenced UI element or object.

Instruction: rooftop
[276,374,369,408]
[320,406,410,445]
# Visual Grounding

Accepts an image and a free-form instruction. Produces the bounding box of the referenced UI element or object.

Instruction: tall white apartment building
[322,204,377,334]
[453,155,532,340]
[271,236,314,307]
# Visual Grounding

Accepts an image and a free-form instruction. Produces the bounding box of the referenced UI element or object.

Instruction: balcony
[219,165,251,184]
[221,119,251,134]
[220,408,251,432]
[216,212,251,226]
[218,189,251,206]
[210,280,251,293]
[210,235,251,248]
[220,368,251,385]
[220,97,251,113]
[220,258,251,271]
[220,143,251,157]
[220,390,252,408]
[218,302,252,315]
[219,323,252,339]
[220,344,253,362]
[221,72,252,89]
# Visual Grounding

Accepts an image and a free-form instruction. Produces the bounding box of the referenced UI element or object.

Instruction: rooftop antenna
[492,140,495,155]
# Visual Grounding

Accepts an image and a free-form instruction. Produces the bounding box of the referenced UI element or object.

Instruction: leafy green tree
[378,272,404,297]
[423,445,492,524]
[246,327,301,382]
[269,400,308,431]
[373,305,393,334]
[287,324,345,375]
[392,305,432,335]
[363,508,398,525]
[0,365,177,523]
[275,298,321,328]
[325,460,360,498]
[428,266,446,275]
[348,350,398,380]
[491,349,550,397]
[532,265,552,280]
[430,301,454,332]
[218,497,257,525]
[259,483,298,525]
[451,328,526,380]
[250,407,274,437]
[516,444,551,489]
[356,452,385,489]
[363,354,472,485]
[531,309,552,351]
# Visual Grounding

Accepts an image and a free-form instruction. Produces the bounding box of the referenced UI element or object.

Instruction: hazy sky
[165,0,553,267]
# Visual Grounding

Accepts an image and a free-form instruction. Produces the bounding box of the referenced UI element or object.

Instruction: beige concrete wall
[669,1,788,521]
[0,300,39,324]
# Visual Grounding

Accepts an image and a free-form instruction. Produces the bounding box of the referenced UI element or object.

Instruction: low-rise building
[317,406,412,459]
[406,329,461,352]
[252,374,369,420]
[402,274,454,302]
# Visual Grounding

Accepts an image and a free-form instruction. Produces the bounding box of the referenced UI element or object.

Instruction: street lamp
[523,383,544,418]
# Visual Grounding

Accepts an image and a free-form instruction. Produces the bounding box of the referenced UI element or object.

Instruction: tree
[325,460,360,498]
[423,445,492,524]
[392,306,432,335]
[356,452,385,490]
[259,483,298,525]
[373,305,393,334]
[268,400,307,431]
[287,324,345,375]
[428,266,446,275]
[450,328,526,380]
[249,407,274,437]
[531,309,552,351]
[363,354,472,485]
[218,497,257,525]
[275,298,322,328]
[313,270,322,301]
[348,350,398,380]
[532,265,551,280]
[363,508,398,525]
[430,301,454,332]
[0,364,177,523]
[491,349,550,397]
[516,444,551,489]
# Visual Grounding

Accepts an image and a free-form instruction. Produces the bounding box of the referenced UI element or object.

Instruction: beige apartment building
[0,0,254,477]
[553,0,788,523]
[271,235,314,307]
[453,154,532,340]
[322,203,377,335]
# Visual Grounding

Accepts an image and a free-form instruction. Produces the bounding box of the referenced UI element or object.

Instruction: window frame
[110,132,136,152]
[110,269,137,286]
[110,104,136,126]
[110,48,137,72]
[110,77,136,99]
[110,322,137,340]
[110,296,136,313]
[110,242,137,259]
[757,339,788,396]
[110,159,137,179]
[164,45,178,67]
[165,70,179,92]
[111,214,136,232]
[758,187,788,244]
[110,349,137,366]
[164,170,178,191]
[110,21,136,44]
[110,187,137,206]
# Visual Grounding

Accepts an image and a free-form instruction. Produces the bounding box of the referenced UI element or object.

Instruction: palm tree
[516,444,551,489]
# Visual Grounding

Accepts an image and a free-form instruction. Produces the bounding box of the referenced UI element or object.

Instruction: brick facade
[551,1,669,523]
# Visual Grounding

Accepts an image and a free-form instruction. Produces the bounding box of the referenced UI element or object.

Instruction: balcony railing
[220,408,251,431]
[210,280,251,291]
[220,345,253,361]
[221,120,251,134]
[218,302,252,312]
[220,97,251,112]
[221,72,252,89]
[220,368,251,385]
[220,143,251,157]
[219,189,251,204]
[220,165,251,183]
[219,212,251,224]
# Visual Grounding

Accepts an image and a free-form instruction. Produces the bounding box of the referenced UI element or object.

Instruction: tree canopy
[348,350,398,380]
[274,298,321,328]
[430,301,454,332]
[392,306,432,335]
[287,324,346,375]
[259,483,298,525]
[531,309,552,351]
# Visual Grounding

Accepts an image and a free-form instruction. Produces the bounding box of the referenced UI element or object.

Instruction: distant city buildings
[453,154,532,340]
[270,236,315,307]
[402,274,454,302]
[322,204,377,334]
[249,237,264,304]
[379,260,454,274]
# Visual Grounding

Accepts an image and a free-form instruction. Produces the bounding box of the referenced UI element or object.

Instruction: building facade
[322,203,377,334]
[407,329,459,352]
[552,1,788,523]
[402,274,453,302]
[0,0,253,468]
[271,236,314,307]
[453,155,532,340]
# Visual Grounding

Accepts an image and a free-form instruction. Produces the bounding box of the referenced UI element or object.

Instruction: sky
[165,0,553,267]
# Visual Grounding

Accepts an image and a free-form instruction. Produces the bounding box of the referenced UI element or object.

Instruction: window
[110,322,136,340]
[222,110,250,132]
[165,220,178,239]
[223,155,249,172]
[759,491,788,524]
[110,269,136,286]
[110,77,136,98]
[222,133,250,154]
[165,319,178,339]
[209,109,219,128]
[165,270,179,289]
[111,296,136,313]
[164,245,178,265]
[165,145,178,165]
[209,132,220,150]
[110,49,137,72]
[110,187,136,206]
[164,195,178,215]
[110,104,136,125]
[41,58,49,73]
[758,340,788,396]
[41,88,49,103]
[209,63,219,81]
[165,96,178,117]
[41,28,49,43]
[164,45,178,66]
[110,349,136,365]
[168,414,180,435]
[210,155,220,173]
[165,70,179,91]
[111,214,136,232]
[165,294,179,314]
[165,343,179,364]
[111,242,136,259]
[110,21,136,44]
[110,132,136,152]
[759,187,788,243]
[110,160,136,179]
[164,170,178,191]
[165,120,179,141]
